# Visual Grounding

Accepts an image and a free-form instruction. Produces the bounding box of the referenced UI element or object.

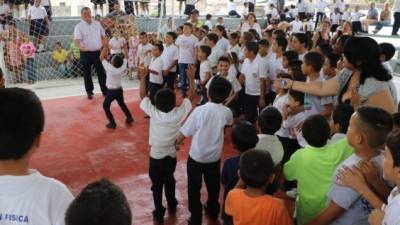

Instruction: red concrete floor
[31,89,294,225]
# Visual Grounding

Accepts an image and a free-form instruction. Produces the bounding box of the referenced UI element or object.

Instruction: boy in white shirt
[28,0,49,52]
[176,76,233,225]
[268,36,287,86]
[315,0,328,27]
[239,41,268,123]
[204,14,213,29]
[100,45,133,129]
[342,4,351,22]
[137,32,153,67]
[290,16,303,33]
[228,32,241,58]
[350,5,365,33]
[330,8,341,32]
[147,43,164,104]
[162,31,179,90]
[176,23,198,97]
[197,45,212,105]
[206,32,225,74]
[0,88,74,225]
[108,29,126,57]
[138,58,195,224]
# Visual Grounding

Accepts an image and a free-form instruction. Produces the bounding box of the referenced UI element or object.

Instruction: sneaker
[37,44,45,53]
[286,188,298,199]
[152,207,166,225]
[187,217,201,225]
[106,122,116,129]
[204,204,219,221]
[167,199,178,215]
[125,117,134,125]
[87,94,94,99]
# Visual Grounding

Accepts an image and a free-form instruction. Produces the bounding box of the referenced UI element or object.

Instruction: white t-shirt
[0,4,10,15]
[241,57,268,96]
[304,77,333,115]
[28,5,47,20]
[276,111,309,138]
[137,43,153,66]
[273,93,289,114]
[316,0,328,12]
[208,46,225,73]
[200,60,212,82]
[240,22,262,38]
[382,186,400,225]
[186,0,197,5]
[40,0,50,6]
[342,11,351,21]
[227,1,237,12]
[176,34,198,64]
[306,2,315,14]
[206,72,242,93]
[180,102,233,163]
[204,20,213,29]
[290,20,303,33]
[109,37,126,55]
[330,13,341,25]
[140,97,192,159]
[216,37,230,54]
[74,20,105,52]
[351,12,365,22]
[336,1,345,12]
[255,134,284,166]
[102,59,127,89]
[297,1,307,12]
[0,170,74,225]
[162,44,179,72]
[268,55,284,81]
[149,56,164,84]
[228,44,242,59]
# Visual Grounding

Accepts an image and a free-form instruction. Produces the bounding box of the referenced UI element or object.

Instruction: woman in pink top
[19,33,36,84]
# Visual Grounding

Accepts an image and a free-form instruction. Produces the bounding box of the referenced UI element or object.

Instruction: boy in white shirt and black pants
[138,57,195,225]
[147,43,164,104]
[100,44,134,129]
[176,76,233,225]
[162,31,179,90]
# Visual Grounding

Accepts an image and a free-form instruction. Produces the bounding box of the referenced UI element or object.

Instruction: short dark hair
[258,39,270,48]
[302,114,330,147]
[245,41,259,55]
[218,56,231,64]
[206,33,219,44]
[258,107,282,135]
[0,88,44,160]
[273,29,286,38]
[139,31,147,36]
[317,43,333,56]
[208,76,232,103]
[379,42,396,62]
[65,179,132,225]
[183,22,193,29]
[289,59,303,69]
[241,32,254,43]
[248,28,260,41]
[155,88,176,113]
[289,89,304,105]
[304,51,324,72]
[293,33,311,50]
[275,36,288,52]
[166,31,177,40]
[332,104,354,134]
[154,43,164,53]
[386,129,400,167]
[283,50,299,63]
[393,112,400,128]
[111,54,124,68]
[356,107,393,148]
[81,6,91,14]
[199,45,211,57]
[239,150,274,188]
[232,122,259,152]
[206,14,212,19]
[229,32,239,41]
[326,53,341,69]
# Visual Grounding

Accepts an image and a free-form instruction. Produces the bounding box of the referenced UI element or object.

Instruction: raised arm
[138,63,148,99]
[279,76,340,96]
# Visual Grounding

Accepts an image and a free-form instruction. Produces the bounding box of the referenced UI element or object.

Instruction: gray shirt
[367,8,379,20]
[74,20,105,52]
[335,69,398,107]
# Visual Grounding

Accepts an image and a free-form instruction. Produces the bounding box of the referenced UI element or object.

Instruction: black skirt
[30,19,48,36]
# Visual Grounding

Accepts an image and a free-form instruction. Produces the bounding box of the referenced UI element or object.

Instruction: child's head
[302,51,324,75]
[393,113,400,130]
[291,33,310,53]
[215,25,227,38]
[323,53,340,77]
[196,28,207,40]
[333,35,350,55]
[302,114,331,148]
[244,41,259,58]
[248,28,260,41]
[272,36,288,54]
[113,29,121,38]
[139,32,148,44]
[379,42,396,62]
[239,32,254,45]
[0,88,44,161]
[34,0,41,6]
[232,121,259,152]
[331,104,354,135]
[151,43,163,57]
[111,54,124,68]
[239,150,275,188]
[177,26,183,35]
[258,107,283,135]
[154,88,176,113]
[206,14,212,20]
[217,17,224,24]
[383,129,400,184]
[355,5,360,11]
[65,179,131,225]
[207,76,232,103]
[54,41,62,51]
[334,7,340,14]
[347,107,393,152]
[258,39,270,56]
[316,43,333,57]
[287,89,304,112]
[229,32,240,46]
[282,50,299,69]
[183,23,193,35]
[206,33,219,47]
[272,29,286,40]
[217,56,231,76]
[95,14,101,21]
[165,32,177,45]
[198,45,211,61]
[273,73,292,92]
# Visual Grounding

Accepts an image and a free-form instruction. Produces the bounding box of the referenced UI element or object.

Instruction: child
[228,0,240,18]
[228,32,241,59]
[268,36,288,84]
[20,33,36,84]
[239,41,268,123]
[127,26,139,79]
[109,29,126,58]
[0,88,74,224]
[308,107,393,225]
[65,179,132,225]
[206,32,224,74]
[379,42,396,75]
[350,5,365,34]
[176,76,233,225]
[282,50,299,71]
[100,45,133,129]
[52,41,68,77]
[176,23,198,97]
[137,32,153,68]
[7,32,22,83]
[197,45,212,105]
[215,25,229,54]
[330,8,341,33]
[69,40,82,77]
[291,33,309,60]
[272,73,291,114]
[255,106,285,166]
[301,51,333,118]
[204,13,213,29]
[330,104,354,143]
[342,4,351,22]
[220,121,258,225]
[146,43,164,104]
[290,16,303,33]
[225,150,292,225]
[322,53,340,80]
[27,0,49,53]
[258,39,275,105]
[138,56,195,224]
[161,31,179,90]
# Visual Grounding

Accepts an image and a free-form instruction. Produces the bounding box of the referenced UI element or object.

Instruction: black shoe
[106,122,116,129]
[152,207,166,225]
[204,204,219,220]
[87,94,94,99]
[187,217,201,225]
[126,117,134,125]
[167,199,178,215]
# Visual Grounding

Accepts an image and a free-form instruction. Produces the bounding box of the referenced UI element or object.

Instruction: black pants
[80,51,107,95]
[187,157,220,224]
[103,88,133,124]
[265,91,277,106]
[228,10,240,18]
[148,82,163,104]
[392,12,400,35]
[124,0,134,15]
[331,24,339,33]
[108,0,116,13]
[352,21,362,33]
[157,0,166,17]
[298,12,306,20]
[315,12,325,29]
[149,156,177,216]
[164,71,176,90]
[243,94,260,123]
[248,2,255,12]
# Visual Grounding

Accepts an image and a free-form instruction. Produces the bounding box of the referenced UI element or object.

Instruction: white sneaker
[286,188,298,199]
[37,44,45,53]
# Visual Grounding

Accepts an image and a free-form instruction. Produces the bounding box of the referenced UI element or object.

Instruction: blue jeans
[26,58,36,82]
[58,63,68,76]
[375,20,391,32]
[178,63,189,96]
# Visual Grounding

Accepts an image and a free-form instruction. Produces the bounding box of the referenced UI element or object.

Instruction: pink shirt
[20,41,36,59]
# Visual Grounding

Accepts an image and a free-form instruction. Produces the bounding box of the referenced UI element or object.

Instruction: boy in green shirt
[284,114,353,225]
[69,41,81,77]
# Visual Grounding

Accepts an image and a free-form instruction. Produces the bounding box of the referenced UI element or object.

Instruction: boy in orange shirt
[225,149,293,225]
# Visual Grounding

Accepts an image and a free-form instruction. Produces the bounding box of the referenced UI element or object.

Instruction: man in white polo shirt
[74,7,107,99]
